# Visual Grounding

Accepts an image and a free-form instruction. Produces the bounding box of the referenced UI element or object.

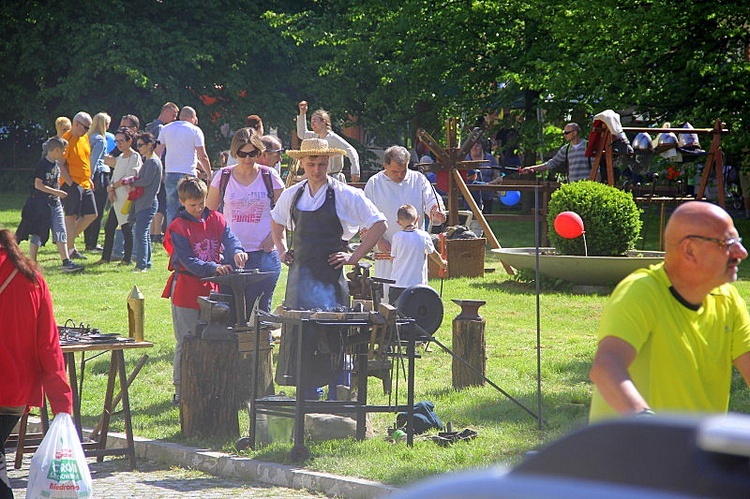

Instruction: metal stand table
[248,312,420,461]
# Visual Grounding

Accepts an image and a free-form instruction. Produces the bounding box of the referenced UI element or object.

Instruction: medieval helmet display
[678,122,700,149]
[632,132,654,152]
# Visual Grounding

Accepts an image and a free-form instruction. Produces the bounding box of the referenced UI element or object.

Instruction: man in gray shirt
[520,123,591,182]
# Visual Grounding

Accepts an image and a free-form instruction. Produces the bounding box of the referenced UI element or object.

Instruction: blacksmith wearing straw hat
[270,138,386,398]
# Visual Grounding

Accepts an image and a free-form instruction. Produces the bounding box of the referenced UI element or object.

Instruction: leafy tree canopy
[0,0,748,163]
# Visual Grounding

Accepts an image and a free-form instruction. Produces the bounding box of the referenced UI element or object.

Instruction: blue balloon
[105,131,116,154]
[499,190,521,206]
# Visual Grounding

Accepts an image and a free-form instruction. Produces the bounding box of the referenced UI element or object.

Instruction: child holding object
[162,177,248,405]
[16,137,84,272]
[389,204,447,301]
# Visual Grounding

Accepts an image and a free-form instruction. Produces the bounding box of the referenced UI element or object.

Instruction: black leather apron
[276,180,349,390]
[284,180,348,310]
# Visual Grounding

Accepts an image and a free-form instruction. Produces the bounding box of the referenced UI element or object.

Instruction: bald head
[260,135,281,151]
[664,202,734,252]
[663,201,746,297]
[259,134,283,167]
[179,106,197,121]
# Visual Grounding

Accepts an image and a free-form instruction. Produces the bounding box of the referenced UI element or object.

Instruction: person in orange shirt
[59,111,97,260]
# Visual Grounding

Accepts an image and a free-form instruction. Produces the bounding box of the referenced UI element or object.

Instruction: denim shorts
[31,201,67,246]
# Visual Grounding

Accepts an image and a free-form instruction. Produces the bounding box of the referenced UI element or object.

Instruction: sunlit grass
[2,192,750,485]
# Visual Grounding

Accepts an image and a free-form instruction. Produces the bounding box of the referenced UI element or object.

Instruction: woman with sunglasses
[98,128,142,265]
[206,128,284,319]
[111,132,162,271]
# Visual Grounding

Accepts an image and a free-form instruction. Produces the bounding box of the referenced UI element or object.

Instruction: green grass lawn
[2,192,750,486]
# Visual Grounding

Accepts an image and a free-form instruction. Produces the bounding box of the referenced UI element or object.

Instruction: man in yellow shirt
[589,201,750,422]
[60,111,97,260]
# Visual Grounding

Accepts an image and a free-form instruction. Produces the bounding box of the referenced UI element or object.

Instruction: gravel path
[7,452,325,498]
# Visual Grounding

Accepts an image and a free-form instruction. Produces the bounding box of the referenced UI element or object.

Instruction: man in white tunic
[364,145,445,291]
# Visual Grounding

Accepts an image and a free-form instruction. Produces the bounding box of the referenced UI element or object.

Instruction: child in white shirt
[390,204,447,292]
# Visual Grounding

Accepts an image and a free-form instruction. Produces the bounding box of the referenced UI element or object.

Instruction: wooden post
[180,335,240,439]
[451,300,487,389]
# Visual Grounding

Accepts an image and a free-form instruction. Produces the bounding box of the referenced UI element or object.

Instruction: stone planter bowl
[492,247,665,286]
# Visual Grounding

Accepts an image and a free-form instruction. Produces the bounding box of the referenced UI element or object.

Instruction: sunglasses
[236,148,261,158]
[682,235,743,249]
[563,130,574,136]
[136,142,149,148]
[76,120,90,131]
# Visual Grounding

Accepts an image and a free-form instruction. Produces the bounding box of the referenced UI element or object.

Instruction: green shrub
[547,180,642,256]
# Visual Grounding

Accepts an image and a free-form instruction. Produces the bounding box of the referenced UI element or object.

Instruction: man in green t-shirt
[589,201,750,422]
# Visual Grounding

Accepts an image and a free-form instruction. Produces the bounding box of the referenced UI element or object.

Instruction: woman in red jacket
[0,228,72,499]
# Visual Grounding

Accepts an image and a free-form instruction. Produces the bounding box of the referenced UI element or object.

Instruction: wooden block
[180,336,240,439]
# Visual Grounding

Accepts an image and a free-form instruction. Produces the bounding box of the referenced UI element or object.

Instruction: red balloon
[554,211,585,239]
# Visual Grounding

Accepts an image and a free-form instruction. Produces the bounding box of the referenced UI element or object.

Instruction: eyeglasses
[136,142,148,148]
[563,130,574,136]
[236,148,261,158]
[76,120,90,131]
[682,235,744,249]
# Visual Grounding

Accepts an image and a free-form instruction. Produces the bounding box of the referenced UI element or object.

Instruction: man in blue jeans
[155,106,211,225]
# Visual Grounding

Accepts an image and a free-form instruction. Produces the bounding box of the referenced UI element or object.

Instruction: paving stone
[9,420,396,498]
[7,452,324,498]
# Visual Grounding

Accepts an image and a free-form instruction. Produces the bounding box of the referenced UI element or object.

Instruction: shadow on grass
[419,357,592,431]
[79,399,181,436]
[468,276,614,296]
[73,350,175,377]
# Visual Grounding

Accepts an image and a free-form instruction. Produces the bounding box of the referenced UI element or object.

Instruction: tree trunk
[180,336,239,439]
[452,317,486,389]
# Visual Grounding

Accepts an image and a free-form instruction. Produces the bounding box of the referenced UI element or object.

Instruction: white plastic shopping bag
[26,413,93,498]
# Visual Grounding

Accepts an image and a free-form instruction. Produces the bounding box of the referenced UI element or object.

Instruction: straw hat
[287,138,345,159]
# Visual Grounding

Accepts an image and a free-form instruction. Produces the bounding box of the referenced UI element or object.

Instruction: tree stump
[180,335,239,439]
[451,299,487,389]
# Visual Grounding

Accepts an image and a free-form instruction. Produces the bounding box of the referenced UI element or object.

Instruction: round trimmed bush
[547,181,642,256]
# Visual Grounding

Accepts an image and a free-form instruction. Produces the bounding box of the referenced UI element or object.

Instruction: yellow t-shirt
[589,263,750,422]
[62,131,92,190]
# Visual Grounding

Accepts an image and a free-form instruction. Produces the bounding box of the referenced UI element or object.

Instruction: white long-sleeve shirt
[296,114,360,177]
[271,177,384,240]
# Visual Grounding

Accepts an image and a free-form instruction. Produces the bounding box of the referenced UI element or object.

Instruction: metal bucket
[252,396,295,446]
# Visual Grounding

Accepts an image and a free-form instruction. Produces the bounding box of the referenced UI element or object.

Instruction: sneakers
[61,259,84,273]
[69,249,88,260]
